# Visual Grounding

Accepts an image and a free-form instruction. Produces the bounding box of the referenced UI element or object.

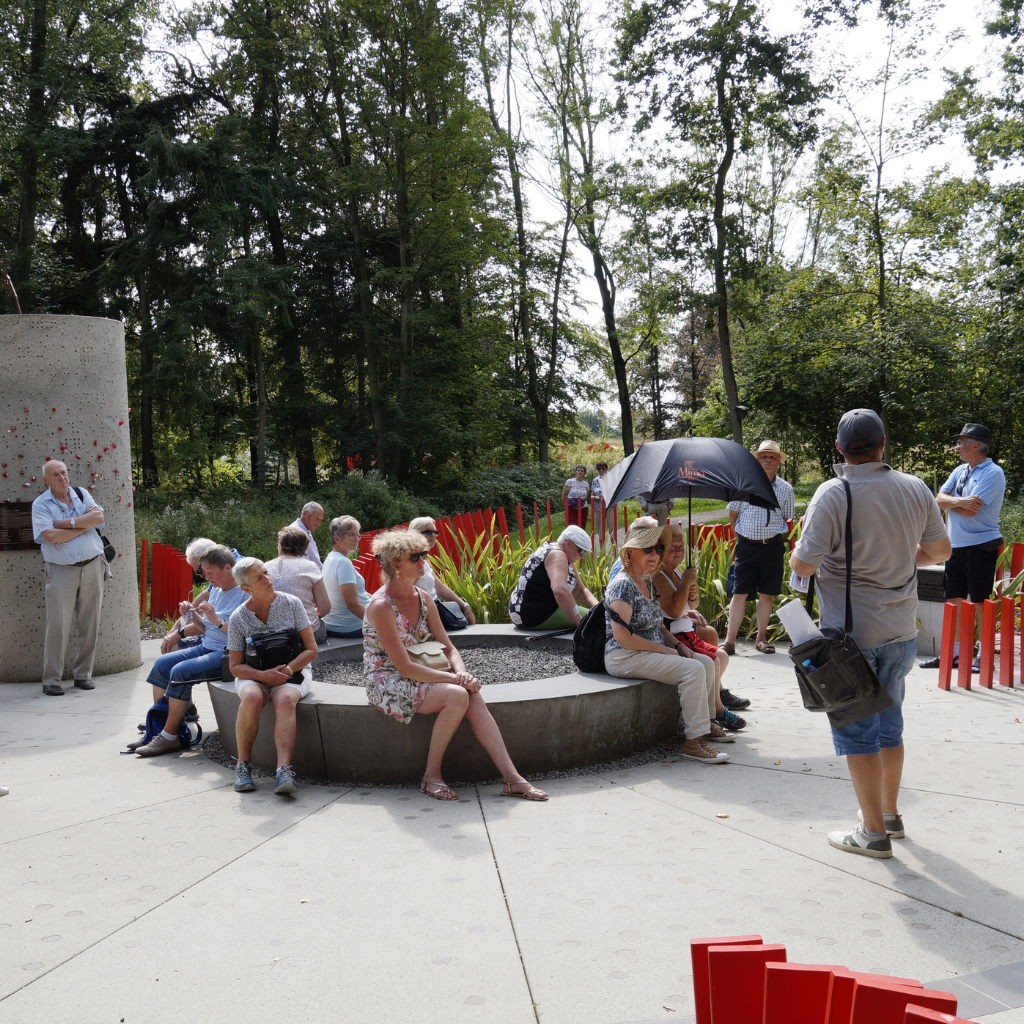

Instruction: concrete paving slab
[0,788,535,1024]
[3,638,1024,1024]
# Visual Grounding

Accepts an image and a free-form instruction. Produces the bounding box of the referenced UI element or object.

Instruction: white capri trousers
[605,646,714,740]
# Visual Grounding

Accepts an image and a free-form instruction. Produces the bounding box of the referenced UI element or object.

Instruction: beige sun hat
[753,439,788,464]
[620,515,673,573]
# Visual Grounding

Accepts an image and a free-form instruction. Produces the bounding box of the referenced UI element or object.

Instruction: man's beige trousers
[42,559,105,686]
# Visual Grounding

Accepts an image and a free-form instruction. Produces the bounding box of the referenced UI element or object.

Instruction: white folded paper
[777,598,825,646]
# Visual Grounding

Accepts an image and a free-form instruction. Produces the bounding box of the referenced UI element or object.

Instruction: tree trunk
[12,0,48,307]
[714,57,743,445]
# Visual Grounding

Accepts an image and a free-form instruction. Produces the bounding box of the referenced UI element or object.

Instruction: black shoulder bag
[245,628,304,671]
[788,478,894,728]
[72,487,116,562]
[573,598,634,673]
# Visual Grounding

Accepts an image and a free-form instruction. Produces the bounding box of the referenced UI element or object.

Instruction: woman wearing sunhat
[603,517,730,764]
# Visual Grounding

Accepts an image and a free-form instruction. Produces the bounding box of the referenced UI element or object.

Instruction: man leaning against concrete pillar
[30,460,107,696]
[791,410,950,859]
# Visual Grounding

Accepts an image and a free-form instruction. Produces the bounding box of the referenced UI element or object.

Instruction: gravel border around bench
[312,643,574,687]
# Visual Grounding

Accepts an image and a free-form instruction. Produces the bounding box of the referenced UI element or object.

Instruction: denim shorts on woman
[830,640,916,756]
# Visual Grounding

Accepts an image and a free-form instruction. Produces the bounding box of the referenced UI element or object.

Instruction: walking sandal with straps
[501,780,548,801]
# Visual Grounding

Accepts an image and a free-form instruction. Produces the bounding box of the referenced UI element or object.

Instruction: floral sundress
[363,589,434,724]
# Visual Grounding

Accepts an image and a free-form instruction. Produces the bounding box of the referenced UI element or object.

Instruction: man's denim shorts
[830,640,916,756]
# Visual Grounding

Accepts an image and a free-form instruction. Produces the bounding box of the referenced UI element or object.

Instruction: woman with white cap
[508,525,598,630]
[603,517,730,764]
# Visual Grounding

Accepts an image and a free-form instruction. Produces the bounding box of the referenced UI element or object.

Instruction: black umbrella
[600,437,780,563]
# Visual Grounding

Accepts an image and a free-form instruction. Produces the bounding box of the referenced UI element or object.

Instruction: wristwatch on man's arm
[69,518,76,530]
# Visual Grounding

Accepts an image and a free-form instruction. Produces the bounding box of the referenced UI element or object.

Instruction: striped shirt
[728,476,795,540]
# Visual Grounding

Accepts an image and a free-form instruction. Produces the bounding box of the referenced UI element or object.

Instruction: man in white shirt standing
[31,460,106,696]
[721,440,795,655]
[289,501,324,569]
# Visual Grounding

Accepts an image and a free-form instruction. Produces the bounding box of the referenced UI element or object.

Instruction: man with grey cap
[791,409,949,858]
[920,423,1006,671]
[508,525,599,629]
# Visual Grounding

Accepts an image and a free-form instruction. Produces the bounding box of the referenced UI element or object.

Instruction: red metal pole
[1012,542,1024,582]
[1000,595,1015,688]
[546,498,552,536]
[938,601,956,690]
[150,543,162,619]
[623,504,630,534]
[599,499,606,548]
[496,506,510,541]
[979,599,997,688]
[139,538,148,620]
[958,600,975,689]
[564,493,570,528]
[515,504,526,546]
[533,502,540,543]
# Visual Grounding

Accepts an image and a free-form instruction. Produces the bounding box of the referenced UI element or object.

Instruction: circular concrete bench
[206,624,679,783]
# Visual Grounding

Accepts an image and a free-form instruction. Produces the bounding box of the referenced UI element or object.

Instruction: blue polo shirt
[31,487,104,565]
[940,459,1005,548]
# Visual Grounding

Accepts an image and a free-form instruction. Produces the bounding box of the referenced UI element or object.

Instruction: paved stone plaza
[3,640,1024,1024]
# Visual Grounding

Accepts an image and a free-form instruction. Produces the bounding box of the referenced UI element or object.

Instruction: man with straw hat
[721,440,795,656]
[603,517,731,763]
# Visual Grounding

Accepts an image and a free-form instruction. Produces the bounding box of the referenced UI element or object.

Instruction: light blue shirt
[940,459,1006,548]
[200,586,249,651]
[322,550,368,633]
[32,487,104,565]
[290,517,322,569]
[609,556,623,582]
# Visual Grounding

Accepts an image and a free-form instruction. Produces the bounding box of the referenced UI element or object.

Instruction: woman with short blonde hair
[323,515,368,638]
[409,517,476,626]
[363,530,546,801]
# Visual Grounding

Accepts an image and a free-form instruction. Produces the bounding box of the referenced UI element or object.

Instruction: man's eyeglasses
[420,529,439,536]
[641,543,665,555]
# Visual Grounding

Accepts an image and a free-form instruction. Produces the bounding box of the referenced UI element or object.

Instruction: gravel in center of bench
[312,643,574,686]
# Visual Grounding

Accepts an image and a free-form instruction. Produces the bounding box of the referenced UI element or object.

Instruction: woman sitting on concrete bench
[364,529,547,802]
[227,557,319,796]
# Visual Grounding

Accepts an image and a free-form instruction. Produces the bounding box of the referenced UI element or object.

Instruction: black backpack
[572,599,635,673]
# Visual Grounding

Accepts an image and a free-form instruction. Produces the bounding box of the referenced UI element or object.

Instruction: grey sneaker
[135,734,182,757]
[858,808,905,838]
[827,825,893,859]
[274,765,298,795]
[233,761,255,792]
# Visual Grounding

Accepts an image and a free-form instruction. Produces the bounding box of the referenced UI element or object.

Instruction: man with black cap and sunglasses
[791,409,949,858]
[920,423,1006,671]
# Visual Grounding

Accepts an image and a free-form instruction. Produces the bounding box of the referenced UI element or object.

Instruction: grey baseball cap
[837,408,884,453]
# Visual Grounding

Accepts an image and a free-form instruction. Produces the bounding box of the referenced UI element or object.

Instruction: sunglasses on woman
[420,529,439,536]
[641,543,665,555]
[408,552,427,562]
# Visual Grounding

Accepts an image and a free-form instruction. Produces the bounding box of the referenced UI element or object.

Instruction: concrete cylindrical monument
[0,315,141,682]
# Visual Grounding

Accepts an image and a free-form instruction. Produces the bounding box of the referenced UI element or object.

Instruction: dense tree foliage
[1,0,1020,497]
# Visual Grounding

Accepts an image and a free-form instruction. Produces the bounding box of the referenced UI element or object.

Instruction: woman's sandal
[755,640,776,654]
[421,779,459,801]
[501,780,548,801]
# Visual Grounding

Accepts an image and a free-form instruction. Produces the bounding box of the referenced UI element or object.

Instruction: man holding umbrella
[721,441,795,655]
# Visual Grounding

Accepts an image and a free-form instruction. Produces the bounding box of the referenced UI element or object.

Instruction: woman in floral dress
[363,529,547,802]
